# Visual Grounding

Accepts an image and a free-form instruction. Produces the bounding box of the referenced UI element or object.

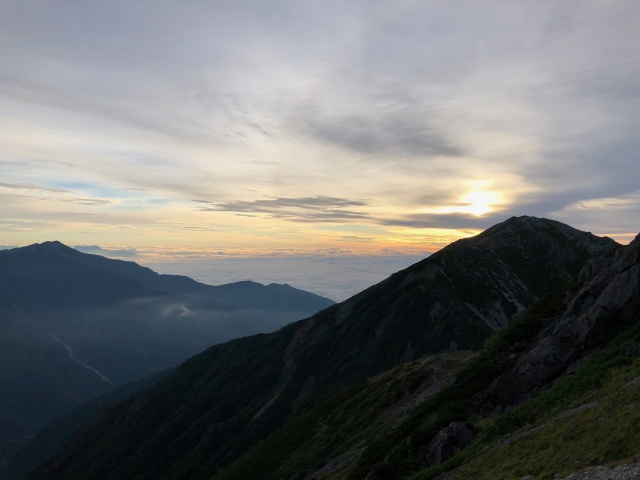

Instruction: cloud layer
[1,0,639,251]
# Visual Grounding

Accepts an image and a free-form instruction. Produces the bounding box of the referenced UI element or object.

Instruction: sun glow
[461,190,501,216]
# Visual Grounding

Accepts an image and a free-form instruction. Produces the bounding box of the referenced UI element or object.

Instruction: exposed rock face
[495,234,640,406]
[426,422,474,466]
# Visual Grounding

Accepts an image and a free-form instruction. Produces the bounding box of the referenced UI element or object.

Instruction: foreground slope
[210,231,640,480]
[30,217,617,480]
[338,230,640,479]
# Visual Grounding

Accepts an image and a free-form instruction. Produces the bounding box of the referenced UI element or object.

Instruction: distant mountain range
[20,216,640,480]
[0,241,334,467]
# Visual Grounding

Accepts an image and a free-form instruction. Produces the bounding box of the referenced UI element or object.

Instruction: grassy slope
[213,287,568,480]
[212,283,640,480]
[444,361,640,479]
[432,333,640,479]
[213,351,477,480]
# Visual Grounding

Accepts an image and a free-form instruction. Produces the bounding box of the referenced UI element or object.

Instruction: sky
[1,0,640,262]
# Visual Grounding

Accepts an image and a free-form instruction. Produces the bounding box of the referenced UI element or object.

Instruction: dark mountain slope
[344,231,640,480]
[0,241,334,470]
[0,241,156,314]
[29,217,617,480]
[214,231,640,480]
[0,241,335,386]
[65,246,335,310]
[0,241,334,314]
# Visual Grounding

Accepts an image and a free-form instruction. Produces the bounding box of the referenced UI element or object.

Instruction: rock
[624,342,640,357]
[364,471,380,480]
[448,421,474,448]
[426,422,474,466]
[492,233,640,407]
[427,431,454,466]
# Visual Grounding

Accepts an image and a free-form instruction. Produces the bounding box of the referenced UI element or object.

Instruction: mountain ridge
[0,241,335,470]
[25,216,621,480]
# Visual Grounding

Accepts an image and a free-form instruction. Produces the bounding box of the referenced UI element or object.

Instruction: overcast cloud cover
[1,0,639,258]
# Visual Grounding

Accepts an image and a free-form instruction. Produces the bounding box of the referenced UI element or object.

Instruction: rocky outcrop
[495,234,640,407]
[426,422,474,466]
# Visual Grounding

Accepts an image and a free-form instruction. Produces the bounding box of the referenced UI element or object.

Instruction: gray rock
[493,234,640,407]
[448,422,474,448]
[427,422,475,466]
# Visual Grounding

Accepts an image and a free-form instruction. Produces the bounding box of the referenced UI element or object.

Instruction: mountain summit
[27,217,619,480]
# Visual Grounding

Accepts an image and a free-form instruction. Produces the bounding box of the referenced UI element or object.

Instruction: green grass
[408,323,640,480]
[213,352,475,480]
[443,357,640,479]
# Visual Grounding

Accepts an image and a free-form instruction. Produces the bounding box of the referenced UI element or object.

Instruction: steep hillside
[28,217,617,480]
[184,231,640,480]
[340,231,640,480]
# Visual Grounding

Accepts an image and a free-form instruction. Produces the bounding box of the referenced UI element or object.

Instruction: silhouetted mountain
[27,217,620,480]
[0,241,157,314]
[214,232,640,480]
[0,241,334,314]
[0,241,334,468]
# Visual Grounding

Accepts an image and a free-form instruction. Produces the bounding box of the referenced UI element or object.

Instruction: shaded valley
[0,241,333,468]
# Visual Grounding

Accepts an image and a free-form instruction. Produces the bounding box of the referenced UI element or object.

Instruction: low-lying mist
[21,294,312,385]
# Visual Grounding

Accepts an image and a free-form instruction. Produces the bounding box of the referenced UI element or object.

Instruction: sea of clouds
[144,253,429,302]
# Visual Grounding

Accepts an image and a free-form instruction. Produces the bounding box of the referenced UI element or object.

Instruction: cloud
[379,213,504,230]
[0,181,114,206]
[0,181,67,193]
[198,196,371,223]
[145,251,431,301]
[551,190,640,239]
[74,245,138,257]
[298,109,461,159]
[339,235,377,243]
[0,1,639,249]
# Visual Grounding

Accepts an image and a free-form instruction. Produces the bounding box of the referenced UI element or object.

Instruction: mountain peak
[36,240,67,247]
[461,215,618,254]
[486,215,570,233]
[27,240,78,255]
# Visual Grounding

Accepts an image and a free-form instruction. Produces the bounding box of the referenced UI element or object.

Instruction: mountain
[0,240,334,314]
[26,217,620,480]
[0,241,334,385]
[0,241,334,467]
[213,230,640,480]
[0,241,156,314]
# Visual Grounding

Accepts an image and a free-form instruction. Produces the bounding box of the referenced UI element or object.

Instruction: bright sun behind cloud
[461,191,502,217]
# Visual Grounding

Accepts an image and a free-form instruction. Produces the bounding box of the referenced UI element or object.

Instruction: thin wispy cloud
[0,0,638,251]
[198,196,371,223]
[0,182,67,193]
